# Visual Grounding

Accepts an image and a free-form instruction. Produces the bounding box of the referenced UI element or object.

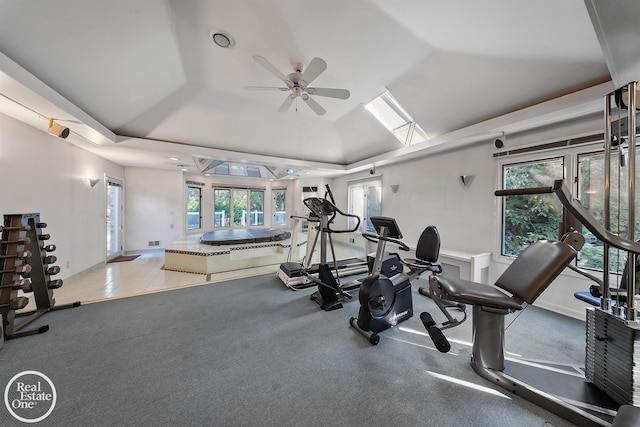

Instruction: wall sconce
[87,178,100,189]
[390,184,399,194]
[48,118,70,139]
[460,175,474,187]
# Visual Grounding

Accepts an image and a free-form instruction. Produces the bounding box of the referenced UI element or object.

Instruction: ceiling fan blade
[306,87,350,99]
[244,86,290,91]
[253,55,288,83]
[302,95,326,116]
[278,95,295,112]
[300,57,327,85]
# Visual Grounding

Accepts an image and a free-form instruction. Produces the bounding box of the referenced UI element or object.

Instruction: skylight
[365,90,428,146]
[191,156,301,179]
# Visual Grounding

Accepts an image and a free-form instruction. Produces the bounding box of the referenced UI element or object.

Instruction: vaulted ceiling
[0,0,631,178]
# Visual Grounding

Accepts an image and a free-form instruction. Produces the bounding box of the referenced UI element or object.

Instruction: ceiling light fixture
[211,31,233,48]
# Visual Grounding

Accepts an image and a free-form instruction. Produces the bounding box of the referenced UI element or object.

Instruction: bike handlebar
[303,197,361,233]
[362,233,410,251]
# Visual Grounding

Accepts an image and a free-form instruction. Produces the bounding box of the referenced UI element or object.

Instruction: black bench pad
[435,276,524,311]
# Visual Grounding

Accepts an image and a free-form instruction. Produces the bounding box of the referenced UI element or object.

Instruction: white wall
[332,143,496,253]
[0,113,124,278]
[124,167,184,251]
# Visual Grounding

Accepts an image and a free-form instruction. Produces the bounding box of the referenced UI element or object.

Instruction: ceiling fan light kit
[245,55,350,115]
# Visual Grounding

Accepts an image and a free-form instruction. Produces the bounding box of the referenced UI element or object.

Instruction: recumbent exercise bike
[350,216,445,345]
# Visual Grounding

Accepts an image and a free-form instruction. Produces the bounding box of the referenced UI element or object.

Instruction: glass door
[106,177,124,260]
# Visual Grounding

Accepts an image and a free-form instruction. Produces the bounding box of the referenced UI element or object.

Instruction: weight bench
[426,239,576,367]
[423,239,621,426]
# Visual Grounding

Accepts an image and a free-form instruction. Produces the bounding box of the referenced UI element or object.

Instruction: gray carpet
[0,274,588,426]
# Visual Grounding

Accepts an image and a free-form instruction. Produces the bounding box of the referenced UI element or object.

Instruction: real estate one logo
[4,371,57,423]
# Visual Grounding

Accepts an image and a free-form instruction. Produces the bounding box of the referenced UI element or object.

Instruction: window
[301,186,318,232]
[214,187,266,228]
[501,158,564,257]
[214,189,230,228]
[273,189,287,226]
[233,189,247,226]
[499,143,640,275]
[213,164,229,175]
[348,180,381,233]
[247,167,261,178]
[249,190,264,226]
[186,186,202,230]
[365,90,428,146]
[577,150,640,273]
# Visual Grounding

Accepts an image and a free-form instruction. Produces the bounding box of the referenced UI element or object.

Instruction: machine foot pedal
[420,312,451,353]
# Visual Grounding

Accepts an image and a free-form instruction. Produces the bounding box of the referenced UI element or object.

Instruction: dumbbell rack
[0,213,80,340]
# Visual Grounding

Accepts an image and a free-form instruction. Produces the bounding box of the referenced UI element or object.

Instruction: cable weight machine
[417,82,640,425]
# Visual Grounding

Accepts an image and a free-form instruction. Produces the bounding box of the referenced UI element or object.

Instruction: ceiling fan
[245,55,350,116]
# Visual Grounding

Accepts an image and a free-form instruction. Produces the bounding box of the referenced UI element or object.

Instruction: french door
[106,177,124,260]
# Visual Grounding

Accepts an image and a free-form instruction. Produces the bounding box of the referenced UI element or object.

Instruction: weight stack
[585,307,640,405]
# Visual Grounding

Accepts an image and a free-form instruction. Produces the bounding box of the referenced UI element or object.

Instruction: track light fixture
[48,118,70,139]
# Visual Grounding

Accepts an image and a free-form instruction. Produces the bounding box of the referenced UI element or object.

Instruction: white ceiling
[0,0,625,178]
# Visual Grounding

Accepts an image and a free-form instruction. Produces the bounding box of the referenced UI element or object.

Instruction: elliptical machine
[350,216,442,345]
[302,194,361,311]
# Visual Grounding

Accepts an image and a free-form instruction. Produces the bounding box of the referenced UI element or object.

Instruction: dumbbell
[1,237,30,245]
[13,257,28,268]
[36,222,47,229]
[0,297,29,310]
[0,278,32,292]
[0,250,32,260]
[0,224,31,231]
[46,265,61,276]
[48,279,63,289]
[18,278,33,292]
[0,264,31,275]
[43,255,57,264]
[43,244,56,252]
[39,233,50,241]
